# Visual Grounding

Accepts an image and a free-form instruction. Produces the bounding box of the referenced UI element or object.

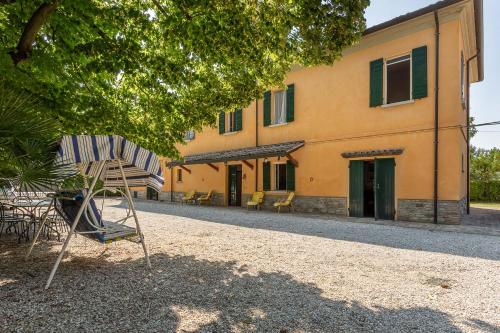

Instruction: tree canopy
[0,0,369,156]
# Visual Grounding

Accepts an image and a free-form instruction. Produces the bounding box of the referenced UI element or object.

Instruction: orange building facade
[141,0,483,224]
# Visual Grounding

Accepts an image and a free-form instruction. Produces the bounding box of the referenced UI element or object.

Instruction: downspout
[255,98,259,191]
[433,11,440,224]
[170,166,173,202]
[466,53,479,215]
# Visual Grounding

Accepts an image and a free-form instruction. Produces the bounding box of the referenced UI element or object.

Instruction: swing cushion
[55,191,138,244]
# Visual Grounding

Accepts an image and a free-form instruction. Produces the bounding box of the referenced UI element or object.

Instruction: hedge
[470,181,500,201]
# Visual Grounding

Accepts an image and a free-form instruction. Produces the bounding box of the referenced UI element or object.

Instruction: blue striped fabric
[57,135,164,191]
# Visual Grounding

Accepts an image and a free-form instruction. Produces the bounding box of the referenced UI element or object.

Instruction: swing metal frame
[26,159,151,289]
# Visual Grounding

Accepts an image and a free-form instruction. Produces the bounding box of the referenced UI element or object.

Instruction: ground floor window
[274,163,287,191]
[177,169,182,182]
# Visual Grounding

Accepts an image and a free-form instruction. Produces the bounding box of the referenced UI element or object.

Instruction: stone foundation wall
[242,193,347,215]
[135,190,465,224]
[150,191,225,206]
[397,197,466,224]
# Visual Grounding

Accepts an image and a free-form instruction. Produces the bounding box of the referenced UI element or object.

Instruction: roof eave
[363,0,483,81]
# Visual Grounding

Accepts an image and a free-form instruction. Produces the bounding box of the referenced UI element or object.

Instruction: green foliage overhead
[0,0,369,156]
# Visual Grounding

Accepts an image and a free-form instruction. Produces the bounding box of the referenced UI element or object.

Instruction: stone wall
[242,193,347,215]
[397,197,466,224]
[135,190,465,224]
[150,191,225,206]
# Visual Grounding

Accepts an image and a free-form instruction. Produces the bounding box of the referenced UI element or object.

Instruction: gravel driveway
[1,199,499,332]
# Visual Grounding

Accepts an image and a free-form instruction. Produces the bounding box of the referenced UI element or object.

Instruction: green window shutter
[286,84,294,122]
[412,46,428,99]
[218,111,225,134]
[263,90,271,126]
[235,108,243,131]
[286,160,295,191]
[263,161,271,191]
[369,58,384,107]
[349,160,364,217]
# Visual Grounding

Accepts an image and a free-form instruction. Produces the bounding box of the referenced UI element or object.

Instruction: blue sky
[365,0,499,149]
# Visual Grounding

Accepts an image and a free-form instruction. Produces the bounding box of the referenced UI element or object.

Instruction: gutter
[433,11,440,224]
[255,98,259,192]
[466,53,479,214]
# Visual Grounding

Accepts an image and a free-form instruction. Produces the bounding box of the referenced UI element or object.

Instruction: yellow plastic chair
[181,190,196,204]
[197,190,213,205]
[273,192,295,213]
[246,191,265,210]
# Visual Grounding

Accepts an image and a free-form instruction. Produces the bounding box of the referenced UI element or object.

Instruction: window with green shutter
[218,111,225,134]
[263,161,271,191]
[263,90,271,126]
[412,46,428,99]
[371,45,428,107]
[286,160,295,191]
[370,58,383,107]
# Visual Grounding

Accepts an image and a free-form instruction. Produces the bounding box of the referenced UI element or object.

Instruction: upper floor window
[386,54,411,104]
[263,84,295,126]
[273,90,287,125]
[218,109,242,134]
[227,111,237,132]
[370,46,427,108]
[184,129,195,141]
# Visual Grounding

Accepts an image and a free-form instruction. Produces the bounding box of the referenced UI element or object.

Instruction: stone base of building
[397,197,466,225]
[242,193,347,215]
[133,190,465,224]
[142,191,226,206]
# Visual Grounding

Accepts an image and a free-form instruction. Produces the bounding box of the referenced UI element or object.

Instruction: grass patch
[471,201,500,210]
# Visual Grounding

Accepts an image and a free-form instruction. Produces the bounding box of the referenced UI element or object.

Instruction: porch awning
[341,148,404,159]
[168,140,305,167]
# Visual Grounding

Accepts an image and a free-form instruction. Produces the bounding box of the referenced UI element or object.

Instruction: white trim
[381,99,415,108]
[222,130,238,136]
[268,122,288,128]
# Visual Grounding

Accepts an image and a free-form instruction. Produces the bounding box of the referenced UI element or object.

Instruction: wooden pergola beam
[207,163,219,171]
[286,154,299,167]
[242,160,254,170]
[180,165,191,174]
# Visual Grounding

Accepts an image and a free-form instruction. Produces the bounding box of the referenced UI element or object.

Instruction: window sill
[268,122,288,128]
[382,99,415,108]
[265,190,288,194]
[222,131,239,136]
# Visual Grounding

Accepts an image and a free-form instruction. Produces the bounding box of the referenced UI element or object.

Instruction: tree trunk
[9,1,58,65]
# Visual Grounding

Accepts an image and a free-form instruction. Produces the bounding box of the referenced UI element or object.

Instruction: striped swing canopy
[57,135,164,191]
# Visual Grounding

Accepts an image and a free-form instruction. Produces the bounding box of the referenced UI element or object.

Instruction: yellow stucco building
[141,0,483,224]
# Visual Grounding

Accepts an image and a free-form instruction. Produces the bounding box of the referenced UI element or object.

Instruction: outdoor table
[13,198,58,243]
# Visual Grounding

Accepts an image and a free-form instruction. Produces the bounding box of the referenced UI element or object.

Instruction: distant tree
[470,146,500,201]
[0,0,369,156]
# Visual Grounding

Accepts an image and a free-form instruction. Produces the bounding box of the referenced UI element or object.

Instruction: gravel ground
[1,199,499,333]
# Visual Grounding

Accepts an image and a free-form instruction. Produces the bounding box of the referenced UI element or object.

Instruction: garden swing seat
[26,135,164,290]
[54,191,140,244]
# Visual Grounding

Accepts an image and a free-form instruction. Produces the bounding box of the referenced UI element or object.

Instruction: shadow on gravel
[123,200,500,261]
[1,250,468,332]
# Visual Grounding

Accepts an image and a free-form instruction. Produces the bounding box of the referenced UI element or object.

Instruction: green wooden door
[375,158,395,220]
[147,187,158,201]
[349,160,364,217]
[228,165,242,206]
